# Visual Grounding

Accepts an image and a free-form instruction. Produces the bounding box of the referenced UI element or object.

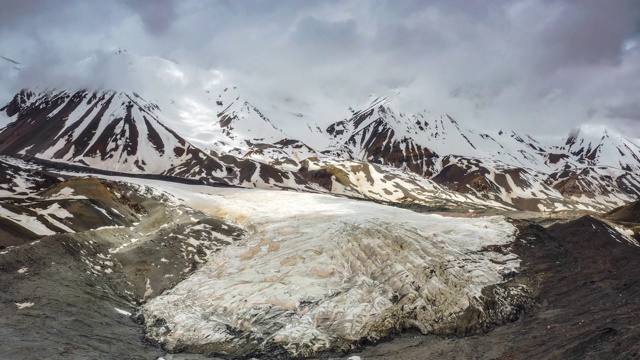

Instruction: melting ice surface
[138,182,520,357]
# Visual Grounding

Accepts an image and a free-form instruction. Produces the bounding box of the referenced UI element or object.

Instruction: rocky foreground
[1,164,640,359]
[0,171,244,359]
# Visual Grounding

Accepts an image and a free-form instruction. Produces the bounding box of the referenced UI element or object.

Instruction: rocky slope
[0,161,246,359]
[0,156,143,247]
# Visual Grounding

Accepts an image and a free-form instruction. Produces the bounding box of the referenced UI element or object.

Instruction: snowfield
[137,181,522,357]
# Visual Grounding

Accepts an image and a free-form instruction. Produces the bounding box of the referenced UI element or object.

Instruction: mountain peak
[572,123,617,137]
[556,123,640,171]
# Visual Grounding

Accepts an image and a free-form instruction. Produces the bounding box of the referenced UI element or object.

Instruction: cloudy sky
[1,0,640,137]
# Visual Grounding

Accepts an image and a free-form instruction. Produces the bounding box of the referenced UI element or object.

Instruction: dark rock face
[0,90,37,118]
[548,166,640,204]
[330,106,439,177]
[340,216,640,360]
[432,156,495,195]
[607,200,640,223]
[298,161,336,191]
[0,90,82,156]
[547,153,569,164]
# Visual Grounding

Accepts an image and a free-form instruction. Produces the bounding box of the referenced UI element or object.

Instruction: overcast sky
[1,0,640,138]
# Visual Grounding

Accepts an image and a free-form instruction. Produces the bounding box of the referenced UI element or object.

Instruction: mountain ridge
[0,89,314,192]
[1,50,638,212]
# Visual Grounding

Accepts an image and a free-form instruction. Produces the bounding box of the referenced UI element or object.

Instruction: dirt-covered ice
[139,184,524,357]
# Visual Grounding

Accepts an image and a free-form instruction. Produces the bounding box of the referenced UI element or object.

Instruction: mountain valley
[1,50,640,360]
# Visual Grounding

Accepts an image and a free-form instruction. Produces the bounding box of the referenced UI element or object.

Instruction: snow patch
[15,302,34,309]
[0,204,55,235]
[114,307,132,316]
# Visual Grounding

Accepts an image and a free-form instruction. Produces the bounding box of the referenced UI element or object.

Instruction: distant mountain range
[1,49,639,212]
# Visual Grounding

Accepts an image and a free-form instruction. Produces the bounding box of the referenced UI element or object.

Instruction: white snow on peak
[558,123,640,171]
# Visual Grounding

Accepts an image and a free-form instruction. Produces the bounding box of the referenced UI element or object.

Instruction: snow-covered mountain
[552,124,640,171]
[323,96,545,172]
[0,89,312,191]
[311,96,640,211]
[2,49,639,212]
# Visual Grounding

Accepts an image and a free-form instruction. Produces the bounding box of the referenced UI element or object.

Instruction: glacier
[139,183,523,357]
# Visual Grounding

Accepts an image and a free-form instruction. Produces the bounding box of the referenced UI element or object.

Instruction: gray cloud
[608,101,640,121]
[124,0,178,34]
[533,0,639,71]
[2,0,640,138]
